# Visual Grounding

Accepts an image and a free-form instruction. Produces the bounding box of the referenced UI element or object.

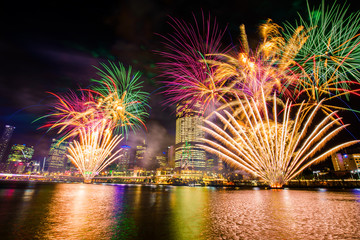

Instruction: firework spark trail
[67,121,123,182]
[155,3,360,188]
[91,61,150,137]
[38,90,102,143]
[284,0,360,87]
[40,61,150,182]
[198,91,359,188]
[39,61,151,143]
[205,19,307,113]
[157,12,231,113]
[292,55,360,123]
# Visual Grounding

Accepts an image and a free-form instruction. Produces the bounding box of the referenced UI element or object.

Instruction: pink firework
[157,12,230,113]
[39,89,106,142]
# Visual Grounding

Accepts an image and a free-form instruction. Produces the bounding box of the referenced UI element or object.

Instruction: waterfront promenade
[1,173,360,188]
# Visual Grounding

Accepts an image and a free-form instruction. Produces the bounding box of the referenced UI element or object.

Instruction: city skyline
[2,0,360,164]
[1,1,360,239]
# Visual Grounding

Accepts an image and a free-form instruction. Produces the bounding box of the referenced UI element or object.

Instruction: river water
[0,182,359,240]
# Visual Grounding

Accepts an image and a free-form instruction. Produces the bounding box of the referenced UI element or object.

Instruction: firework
[91,61,150,137]
[198,91,358,188]
[39,61,150,182]
[67,121,123,183]
[284,1,360,88]
[38,90,101,143]
[293,55,360,124]
[157,12,230,113]
[206,19,307,110]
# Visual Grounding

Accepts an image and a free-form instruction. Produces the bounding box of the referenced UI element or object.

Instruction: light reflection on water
[38,184,118,239]
[0,183,359,240]
[205,188,360,240]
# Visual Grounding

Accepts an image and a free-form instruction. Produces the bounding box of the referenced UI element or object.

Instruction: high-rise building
[175,101,206,170]
[46,139,69,173]
[217,158,224,171]
[134,140,147,168]
[206,158,215,169]
[6,144,34,173]
[167,145,175,168]
[118,145,131,170]
[205,152,222,171]
[156,151,167,168]
[0,125,15,163]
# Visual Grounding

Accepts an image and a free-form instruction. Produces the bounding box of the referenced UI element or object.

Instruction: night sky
[1,0,360,161]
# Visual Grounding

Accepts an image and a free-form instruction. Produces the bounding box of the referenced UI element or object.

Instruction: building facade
[156,152,167,168]
[134,140,147,168]
[331,153,359,171]
[167,145,175,168]
[6,144,34,173]
[175,101,206,170]
[0,125,15,163]
[117,145,132,170]
[46,139,69,173]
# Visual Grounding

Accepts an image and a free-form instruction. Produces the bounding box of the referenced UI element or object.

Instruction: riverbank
[285,179,360,189]
[1,178,360,189]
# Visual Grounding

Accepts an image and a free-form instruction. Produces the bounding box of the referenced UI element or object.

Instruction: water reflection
[170,187,209,239]
[206,188,360,239]
[0,183,359,240]
[38,184,117,239]
[0,183,56,240]
[112,184,137,239]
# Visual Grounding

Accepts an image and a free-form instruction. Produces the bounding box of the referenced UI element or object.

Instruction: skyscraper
[175,101,206,170]
[167,145,175,168]
[46,139,69,173]
[118,145,131,170]
[6,144,34,173]
[134,140,147,168]
[156,151,167,168]
[0,125,15,163]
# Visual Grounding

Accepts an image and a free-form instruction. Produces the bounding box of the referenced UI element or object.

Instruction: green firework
[91,61,150,137]
[284,0,360,98]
